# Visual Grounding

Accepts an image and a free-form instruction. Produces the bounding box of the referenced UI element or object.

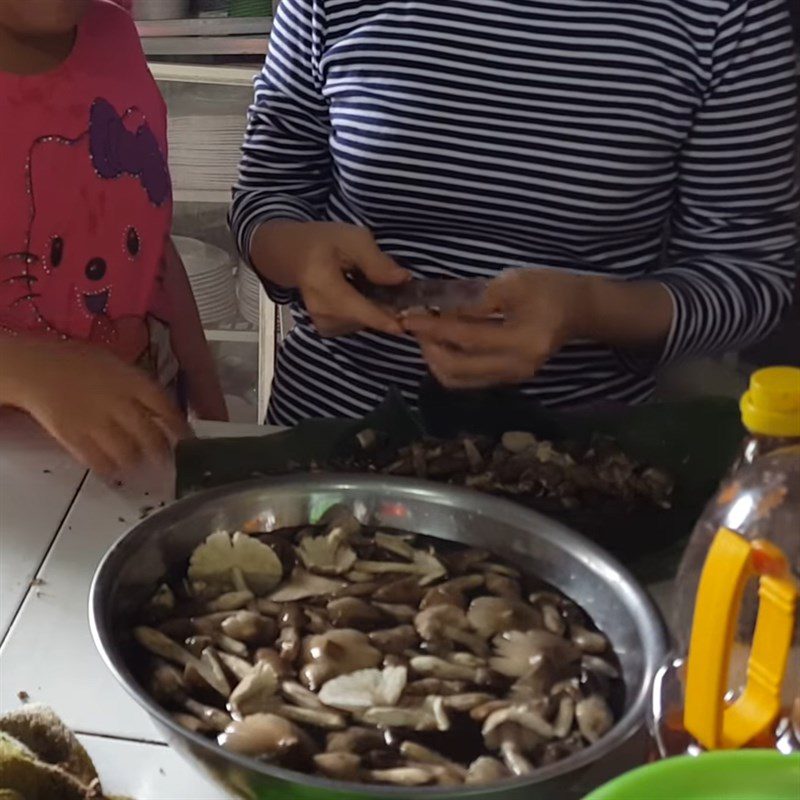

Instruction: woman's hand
[251,221,410,337]
[402,269,672,389]
[0,337,191,476]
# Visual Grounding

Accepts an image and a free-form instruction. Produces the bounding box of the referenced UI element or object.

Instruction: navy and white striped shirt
[232,0,799,425]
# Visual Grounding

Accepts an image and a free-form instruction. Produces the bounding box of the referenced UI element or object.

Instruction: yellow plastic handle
[684,528,798,750]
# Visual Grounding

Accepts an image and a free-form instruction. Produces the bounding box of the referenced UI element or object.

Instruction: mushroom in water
[465,756,511,785]
[327,597,389,631]
[414,605,489,657]
[363,696,450,732]
[268,568,346,603]
[221,610,276,646]
[228,661,279,718]
[189,530,283,596]
[576,695,614,743]
[490,630,580,678]
[318,666,408,711]
[314,752,363,781]
[368,625,419,655]
[218,713,317,761]
[300,629,382,691]
[297,527,358,576]
[467,596,542,639]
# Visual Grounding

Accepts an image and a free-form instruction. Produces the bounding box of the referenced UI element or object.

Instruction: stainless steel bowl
[89,475,667,800]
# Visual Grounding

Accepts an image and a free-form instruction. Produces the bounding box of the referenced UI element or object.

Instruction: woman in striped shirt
[232,0,798,425]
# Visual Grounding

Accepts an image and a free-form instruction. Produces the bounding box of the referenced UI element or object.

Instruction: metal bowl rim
[89,473,668,798]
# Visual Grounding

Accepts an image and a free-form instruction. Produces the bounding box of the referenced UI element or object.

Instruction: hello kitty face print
[3,98,170,356]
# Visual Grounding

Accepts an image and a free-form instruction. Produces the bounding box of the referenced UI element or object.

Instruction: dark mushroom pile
[132,507,623,788]
[327,430,673,513]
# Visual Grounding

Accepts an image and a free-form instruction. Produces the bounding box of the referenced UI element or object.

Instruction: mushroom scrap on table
[130,506,622,788]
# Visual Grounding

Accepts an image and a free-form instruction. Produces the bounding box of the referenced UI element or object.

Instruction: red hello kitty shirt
[0,0,177,380]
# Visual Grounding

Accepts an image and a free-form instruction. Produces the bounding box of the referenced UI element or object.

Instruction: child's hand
[0,338,191,476]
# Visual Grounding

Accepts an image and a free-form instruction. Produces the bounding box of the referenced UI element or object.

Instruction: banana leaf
[177,385,743,582]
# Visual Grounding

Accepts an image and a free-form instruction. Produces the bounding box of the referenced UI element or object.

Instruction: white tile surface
[0,411,86,639]
[78,734,228,800]
[0,468,173,739]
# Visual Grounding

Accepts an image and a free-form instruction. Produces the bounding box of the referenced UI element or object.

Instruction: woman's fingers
[310,275,404,336]
[402,313,511,353]
[346,228,411,286]
[61,432,120,477]
[420,340,529,388]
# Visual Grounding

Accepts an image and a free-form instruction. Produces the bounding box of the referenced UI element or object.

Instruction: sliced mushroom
[399,743,467,784]
[281,681,325,710]
[363,696,450,732]
[327,597,389,631]
[501,431,537,454]
[217,651,256,682]
[277,704,348,730]
[189,530,283,596]
[318,505,362,540]
[372,576,426,605]
[207,590,254,613]
[576,695,614,743]
[485,723,540,776]
[184,698,232,733]
[552,694,576,739]
[356,549,446,587]
[300,629,382,691]
[368,625,420,655]
[325,727,386,755]
[467,596,542,639]
[268,569,346,603]
[172,711,212,734]
[405,678,468,697]
[415,605,488,657]
[297,528,357,576]
[374,532,418,561]
[571,626,608,654]
[409,655,476,683]
[490,630,580,678]
[314,751,362,781]
[254,647,292,679]
[134,627,229,697]
[483,573,522,600]
[465,756,511,785]
[218,713,317,761]
[441,547,491,575]
[184,635,213,658]
[369,766,435,786]
[443,693,495,712]
[148,661,187,705]
[483,703,555,740]
[319,666,407,711]
[373,603,417,624]
[228,661,278,718]
[221,610,277,646]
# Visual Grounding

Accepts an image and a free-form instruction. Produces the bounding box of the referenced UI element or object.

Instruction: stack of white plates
[236,262,262,327]
[168,115,244,192]
[173,236,238,326]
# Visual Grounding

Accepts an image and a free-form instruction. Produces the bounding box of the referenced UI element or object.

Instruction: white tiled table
[0,410,676,799]
[0,413,274,799]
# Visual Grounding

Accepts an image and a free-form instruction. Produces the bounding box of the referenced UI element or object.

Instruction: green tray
[177,389,743,583]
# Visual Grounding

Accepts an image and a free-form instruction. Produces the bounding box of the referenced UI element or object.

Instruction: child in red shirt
[0,0,226,475]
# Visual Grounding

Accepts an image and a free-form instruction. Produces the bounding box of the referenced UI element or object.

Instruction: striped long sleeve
[231,0,799,424]
[654,0,798,363]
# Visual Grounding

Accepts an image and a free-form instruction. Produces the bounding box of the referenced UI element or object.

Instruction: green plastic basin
[584,751,800,800]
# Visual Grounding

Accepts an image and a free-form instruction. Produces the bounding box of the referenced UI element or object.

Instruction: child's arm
[0,334,190,476]
[161,238,229,422]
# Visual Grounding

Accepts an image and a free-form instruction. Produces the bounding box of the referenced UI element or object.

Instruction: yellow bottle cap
[740,366,800,437]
